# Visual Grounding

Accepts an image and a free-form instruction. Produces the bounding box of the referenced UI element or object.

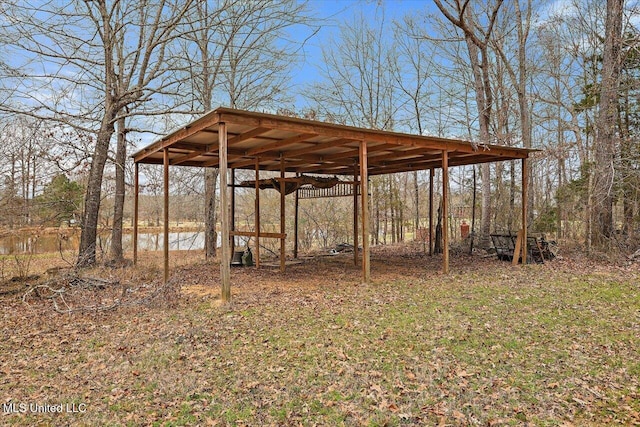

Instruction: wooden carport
[132,107,533,301]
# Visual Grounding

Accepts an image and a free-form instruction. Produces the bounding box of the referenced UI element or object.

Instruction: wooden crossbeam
[171,144,216,165]
[134,114,220,162]
[229,127,270,145]
[370,147,436,162]
[285,138,358,157]
[245,133,317,156]
[322,143,399,162]
[230,230,286,239]
[292,159,355,173]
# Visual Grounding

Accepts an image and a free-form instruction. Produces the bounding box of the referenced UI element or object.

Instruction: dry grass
[1,245,639,426]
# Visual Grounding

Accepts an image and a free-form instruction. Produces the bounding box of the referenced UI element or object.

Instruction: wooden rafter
[245,133,317,156]
[134,108,532,176]
[229,126,271,144]
[171,144,216,165]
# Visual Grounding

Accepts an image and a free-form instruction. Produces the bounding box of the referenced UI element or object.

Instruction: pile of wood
[490,232,557,264]
[628,248,640,261]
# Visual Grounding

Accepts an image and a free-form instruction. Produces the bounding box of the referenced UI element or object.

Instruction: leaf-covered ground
[1,246,639,426]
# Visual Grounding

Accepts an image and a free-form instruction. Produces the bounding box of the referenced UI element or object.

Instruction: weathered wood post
[163,148,169,283]
[133,162,139,265]
[219,121,231,302]
[442,150,449,274]
[359,140,370,284]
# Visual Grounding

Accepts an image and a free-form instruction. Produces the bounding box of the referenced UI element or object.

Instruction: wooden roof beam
[284,138,358,157]
[370,154,506,175]
[245,133,318,156]
[134,113,221,162]
[294,165,355,175]
[366,147,434,163]
[295,160,355,174]
[217,109,481,154]
[229,127,271,145]
[229,146,341,169]
[320,143,397,162]
[201,147,251,167]
[264,157,354,172]
[171,144,217,165]
[370,152,462,169]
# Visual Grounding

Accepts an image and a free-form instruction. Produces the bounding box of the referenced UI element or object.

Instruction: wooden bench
[490,233,517,261]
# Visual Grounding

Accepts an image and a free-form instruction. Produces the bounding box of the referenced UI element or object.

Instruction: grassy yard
[1,248,639,426]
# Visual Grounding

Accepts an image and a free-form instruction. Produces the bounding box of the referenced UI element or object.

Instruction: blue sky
[287,0,432,104]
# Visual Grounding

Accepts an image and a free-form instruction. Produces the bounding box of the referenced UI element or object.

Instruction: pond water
[0,230,208,255]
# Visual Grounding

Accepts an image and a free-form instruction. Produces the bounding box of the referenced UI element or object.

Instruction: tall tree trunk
[557,102,565,239]
[9,154,16,229]
[78,109,116,267]
[204,168,218,258]
[109,116,126,262]
[621,137,635,240]
[592,0,623,247]
[513,0,534,226]
[467,31,494,244]
[619,71,634,240]
[78,0,118,268]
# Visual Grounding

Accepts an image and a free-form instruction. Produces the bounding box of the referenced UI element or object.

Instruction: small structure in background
[460,220,470,239]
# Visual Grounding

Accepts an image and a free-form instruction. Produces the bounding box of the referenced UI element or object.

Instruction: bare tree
[592,0,624,247]
[0,117,59,228]
[434,0,504,246]
[393,16,439,239]
[305,7,401,244]
[490,0,534,227]
[307,7,397,129]
[109,116,127,262]
[176,0,313,258]
[618,29,640,240]
[534,11,590,240]
[1,0,194,266]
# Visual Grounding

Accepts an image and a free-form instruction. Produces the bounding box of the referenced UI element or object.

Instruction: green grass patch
[1,257,639,425]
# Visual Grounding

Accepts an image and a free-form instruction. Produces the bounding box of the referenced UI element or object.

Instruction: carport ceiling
[132,107,532,175]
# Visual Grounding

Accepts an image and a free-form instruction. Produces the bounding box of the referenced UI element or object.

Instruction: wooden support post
[429,168,434,256]
[360,141,370,283]
[353,163,359,266]
[294,173,299,259]
[442,151,449,274]
[513,229,524,266]
[219,122,231,302]
[254,158,260,268]
[133,162,139,265]
[230,168,236,256]
[163,148,169,283]
[280,155,286,272]
[522,158,528,265]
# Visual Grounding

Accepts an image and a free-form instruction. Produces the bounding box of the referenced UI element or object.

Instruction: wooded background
[0,0,638,265]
